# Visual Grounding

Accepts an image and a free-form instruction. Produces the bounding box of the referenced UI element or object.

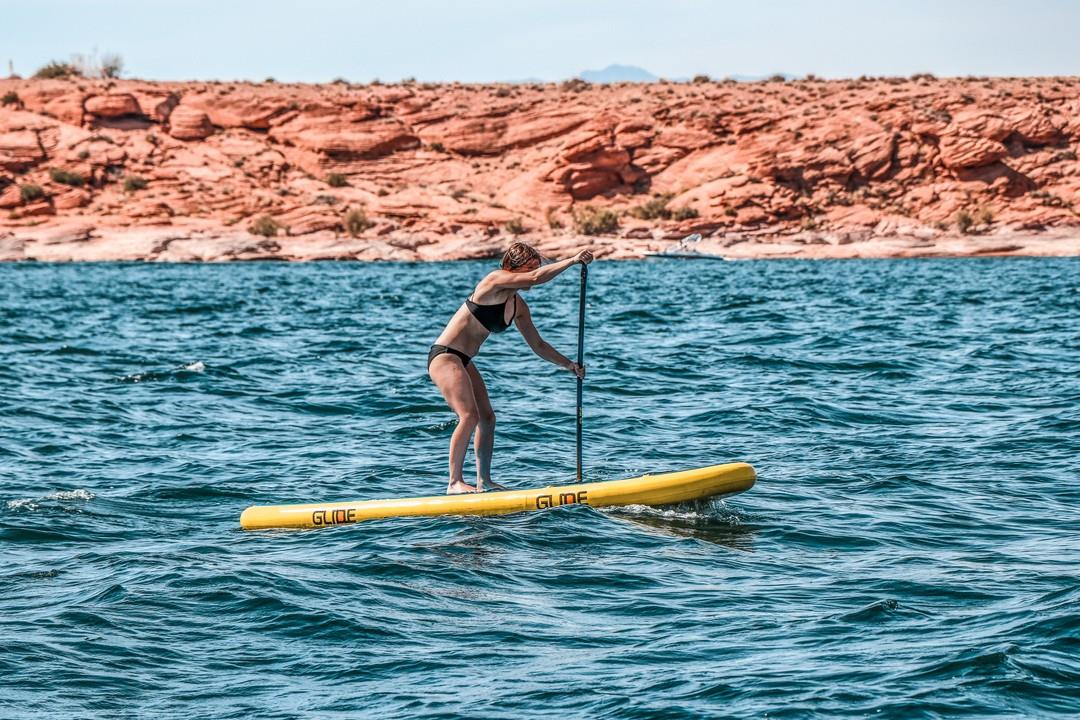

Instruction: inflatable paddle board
[240,462,755,530]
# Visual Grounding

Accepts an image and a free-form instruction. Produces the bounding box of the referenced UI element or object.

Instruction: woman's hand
[573,249,594,265]
[567,362,586,379]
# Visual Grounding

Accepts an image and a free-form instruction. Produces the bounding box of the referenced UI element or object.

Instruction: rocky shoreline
[2,76,1079,261]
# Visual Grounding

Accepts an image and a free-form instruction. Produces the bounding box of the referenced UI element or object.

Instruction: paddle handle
[576,264,587,482]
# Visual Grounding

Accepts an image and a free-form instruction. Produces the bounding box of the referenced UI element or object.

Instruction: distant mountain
[573,65,798,84]
[578,64,658,83]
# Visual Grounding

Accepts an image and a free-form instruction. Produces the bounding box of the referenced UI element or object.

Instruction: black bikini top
[466,294,517,333]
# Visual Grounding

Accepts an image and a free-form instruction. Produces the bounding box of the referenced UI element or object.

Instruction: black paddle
[576,263,587,482]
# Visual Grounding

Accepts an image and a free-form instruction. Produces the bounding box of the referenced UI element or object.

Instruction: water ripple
[1,258,1078,718]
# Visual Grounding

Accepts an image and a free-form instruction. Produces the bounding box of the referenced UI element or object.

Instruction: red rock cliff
[1,76,1079,261]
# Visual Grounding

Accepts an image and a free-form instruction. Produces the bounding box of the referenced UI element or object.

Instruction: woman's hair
[501,241,542,271]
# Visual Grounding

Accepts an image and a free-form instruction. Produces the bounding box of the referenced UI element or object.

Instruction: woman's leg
[466,362,505,491]
[428,354,479,494]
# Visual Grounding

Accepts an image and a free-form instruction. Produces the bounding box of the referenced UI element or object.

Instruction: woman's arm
[492,249,593,290]
[514,298,584,377]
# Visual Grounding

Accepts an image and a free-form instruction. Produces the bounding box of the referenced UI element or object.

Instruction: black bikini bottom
[428,344,472,370]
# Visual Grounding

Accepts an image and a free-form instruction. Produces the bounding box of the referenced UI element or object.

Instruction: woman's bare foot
[446,479,478,495]
[477,479,509,492]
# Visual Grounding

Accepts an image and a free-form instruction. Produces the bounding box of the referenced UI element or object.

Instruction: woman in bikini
[428,242,594,494]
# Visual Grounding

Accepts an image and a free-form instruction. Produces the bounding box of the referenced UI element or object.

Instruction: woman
[428,242,594,494]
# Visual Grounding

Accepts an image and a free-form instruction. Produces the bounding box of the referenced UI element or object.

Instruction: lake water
[2,258,1078,718]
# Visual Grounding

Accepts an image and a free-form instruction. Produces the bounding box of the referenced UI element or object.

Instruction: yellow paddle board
[239,462,755,530]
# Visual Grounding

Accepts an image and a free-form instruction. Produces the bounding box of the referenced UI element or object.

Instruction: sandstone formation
[1,76,1079,261]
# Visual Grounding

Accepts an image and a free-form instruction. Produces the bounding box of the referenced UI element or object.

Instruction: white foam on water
[6,489,95,511]
[44,489,95,501]
[608,501,741,523]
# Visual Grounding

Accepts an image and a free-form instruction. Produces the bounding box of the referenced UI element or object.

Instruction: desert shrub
[451,188,468,201]
[560,78,589,93]
[20,184,46,202]
[264,77,276,84]
[768,74,787,83]
[326,173,348,188]
[99,53,123,79]
[630,193,673,220]
[494,87,512,97]
[672,206,699,221]
[314,194,339,205]
[546,208,564,230]
[344,208,374,236]
[34,61,81,79]
[429,142,446,153]
[975,208,994,225]
[77,150,90,160]
[49,168,85,187]
[332,77,349,85]
[505,218,526,235]
[376,188,389,197]
[123,175,148,192]
[573,205,619,235]
[911,72,936,82]
[249,215,281,237]
[691,74,711,84]
[954,210,974,234]
[1,91,19,106]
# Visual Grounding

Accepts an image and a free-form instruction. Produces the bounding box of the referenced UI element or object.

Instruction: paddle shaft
[576,264,587,482]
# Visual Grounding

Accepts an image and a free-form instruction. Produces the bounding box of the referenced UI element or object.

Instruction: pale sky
[4,0,1079,82]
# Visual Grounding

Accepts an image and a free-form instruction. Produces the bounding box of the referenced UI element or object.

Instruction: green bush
[573,205,619,235]
[123,175,148,192]
[955,210,974,234]
[672,206,699,221]
[20,184,46,202]
[326,173,348,188]
[100,53,123,79]
[1,91,19,106]
[546,209,564,230]
[34,61,81,79]
[49,168,85,187]
[249,215,282,237]
[629,193,673,220]
[505,218,526,235]
[344,208,374,236]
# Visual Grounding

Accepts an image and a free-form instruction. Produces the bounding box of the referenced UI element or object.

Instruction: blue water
[2,258,1078,719]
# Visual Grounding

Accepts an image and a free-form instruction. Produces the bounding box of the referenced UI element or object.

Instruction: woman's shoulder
[474,270,514,297]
